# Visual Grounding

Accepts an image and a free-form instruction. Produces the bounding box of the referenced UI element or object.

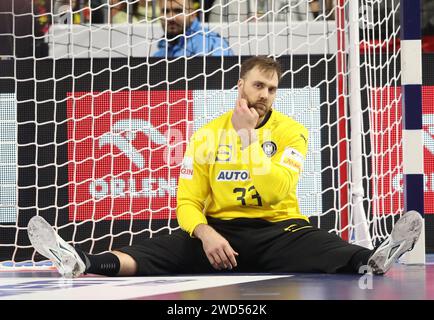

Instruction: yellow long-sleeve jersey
[176,109,310,236]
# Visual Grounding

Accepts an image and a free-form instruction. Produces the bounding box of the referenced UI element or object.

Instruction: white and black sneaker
[368,210,423,275]
[27,216,86,278]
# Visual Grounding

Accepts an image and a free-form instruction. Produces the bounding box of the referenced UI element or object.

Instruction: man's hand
[193,224,239,270]
[231,98,259,132]
[232,99,259,149]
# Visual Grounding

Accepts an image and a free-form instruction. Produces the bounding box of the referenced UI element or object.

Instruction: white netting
[0,0,408,266]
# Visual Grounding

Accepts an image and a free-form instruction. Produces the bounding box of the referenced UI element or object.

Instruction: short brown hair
[240,56,282,82]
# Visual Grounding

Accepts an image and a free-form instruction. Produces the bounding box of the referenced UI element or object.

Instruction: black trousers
[117,217,372,275]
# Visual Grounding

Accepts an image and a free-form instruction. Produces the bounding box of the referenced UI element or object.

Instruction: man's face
[159,0,196,39]
[238,66,279,118]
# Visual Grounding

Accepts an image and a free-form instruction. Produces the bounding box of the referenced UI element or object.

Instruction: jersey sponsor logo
[216,144,232,162]
[216,170,251,181]
[180,156,193,180]
[262,141,277,157]
[280,147,304,173]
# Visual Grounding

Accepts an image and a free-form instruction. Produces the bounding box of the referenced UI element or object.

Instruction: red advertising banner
[372,86,434,215]
[67,91,193,221]
[66,86,434,222]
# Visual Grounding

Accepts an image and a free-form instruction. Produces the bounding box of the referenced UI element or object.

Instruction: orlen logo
[217,170,250,181]
[98,119,168,169]
[67,91,193,221]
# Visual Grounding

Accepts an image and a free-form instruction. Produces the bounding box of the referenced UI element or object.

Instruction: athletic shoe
[368,210,423,275]
[27,216,86,278]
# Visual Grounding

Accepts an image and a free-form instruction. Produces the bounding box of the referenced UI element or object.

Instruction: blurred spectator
[153,0,233,57]
[110,0,138,23]
[135,0,160,21]
[35,0,50,34]
[89,0,105,23]
[199,0,214,21]
[53,0,90,24]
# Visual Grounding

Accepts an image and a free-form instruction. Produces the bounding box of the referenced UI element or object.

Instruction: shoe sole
[28,216,84,278]
[368,210,422,275]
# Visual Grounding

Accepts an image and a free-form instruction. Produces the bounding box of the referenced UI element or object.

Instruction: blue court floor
[0,255,433,300]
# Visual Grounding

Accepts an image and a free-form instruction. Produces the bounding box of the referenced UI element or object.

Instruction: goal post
[398,0,425,264]
[345,0,425,265]
[347,0,372,249]
[0,0,426,267]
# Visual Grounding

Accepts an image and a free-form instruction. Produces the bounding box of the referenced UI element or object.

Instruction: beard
[162,21,183,40]
[250,101,269,116]
[241,92,270,117]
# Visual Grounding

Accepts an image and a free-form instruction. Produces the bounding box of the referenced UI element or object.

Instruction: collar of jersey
[227,108,274,133]
[255,109,274,130]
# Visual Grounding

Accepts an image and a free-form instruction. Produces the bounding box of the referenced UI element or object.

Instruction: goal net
[0,0,423,267]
